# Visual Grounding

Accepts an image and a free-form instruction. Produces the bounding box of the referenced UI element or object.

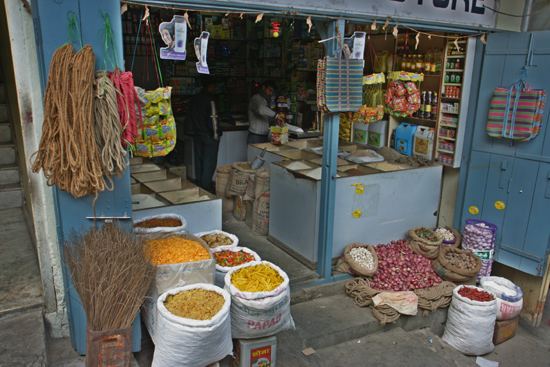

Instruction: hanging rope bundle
[93,71,128,178]
[108,69,140,147]
[31,44,111,199]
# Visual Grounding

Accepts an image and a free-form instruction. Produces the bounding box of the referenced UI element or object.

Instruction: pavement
[1,208,550,366]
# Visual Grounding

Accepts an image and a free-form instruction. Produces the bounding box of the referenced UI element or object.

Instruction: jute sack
[254,168,270,199]
[243,175,256,202]
[432,247,482,282]
[226,162,256,198]
[251,192,270,236]
[408,227,443,259]
[215,165,232,198]
[343,243,378,277]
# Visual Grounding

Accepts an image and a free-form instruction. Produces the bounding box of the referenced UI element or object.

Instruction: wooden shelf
[438,136,456,141]
[439,123,458,128]
[437,148,455,154]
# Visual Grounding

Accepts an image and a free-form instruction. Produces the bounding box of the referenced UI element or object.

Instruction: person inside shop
[247,80,285,145]
[184,77,222,193]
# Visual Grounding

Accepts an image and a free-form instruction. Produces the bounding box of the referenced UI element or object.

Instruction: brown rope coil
[93,70,128,178]
[31,44,112,201]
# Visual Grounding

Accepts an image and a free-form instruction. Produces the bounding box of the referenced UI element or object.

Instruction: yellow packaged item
[152,141,167,156]
[134,140,152,157]
[144,126,161,142]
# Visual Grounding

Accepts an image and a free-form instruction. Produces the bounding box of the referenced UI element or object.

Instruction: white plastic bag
[193,229,239,250]
[344,149,384,164]
[442,285,497,356]
[133,213,188,235]
[141,233,215,344]
[211,246,261,288]
[152,284,232,367]
[224,261,295,339]
[480,276,523,320]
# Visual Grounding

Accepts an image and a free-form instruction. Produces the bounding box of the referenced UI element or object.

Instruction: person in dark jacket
[184,78,221,193]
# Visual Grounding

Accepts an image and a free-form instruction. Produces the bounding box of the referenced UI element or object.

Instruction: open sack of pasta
[141,233,215,344]
[224,261,295,339]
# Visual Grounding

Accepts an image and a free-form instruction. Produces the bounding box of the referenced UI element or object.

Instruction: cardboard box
[493,316,519,345]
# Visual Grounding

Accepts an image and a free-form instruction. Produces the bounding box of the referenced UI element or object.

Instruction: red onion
[369,239,442,291]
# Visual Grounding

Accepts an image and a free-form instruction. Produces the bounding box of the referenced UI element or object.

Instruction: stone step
[0,122,11,143]
[0,310,47,366]
[0,183,22,209]
[0,103,7,123]
[0,163,20,185]
[0,143,16,165]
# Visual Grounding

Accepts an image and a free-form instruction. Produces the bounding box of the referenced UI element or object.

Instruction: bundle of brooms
[65,224,155,366]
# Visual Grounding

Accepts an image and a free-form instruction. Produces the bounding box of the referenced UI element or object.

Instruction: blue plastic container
[395,123,418,156]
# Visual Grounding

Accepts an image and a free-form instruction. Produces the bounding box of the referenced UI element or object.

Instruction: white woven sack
[211,247,261,288]
[193,229,239,250]
[152,284,232,367]
[133,214,188,235]
[480,276,523,320]
[442,285,497,356]
[224,261,295,339]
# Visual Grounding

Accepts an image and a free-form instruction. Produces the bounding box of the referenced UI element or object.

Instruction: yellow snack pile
[231,263,284,292]
[164,289,224,320]
[145,237,210,265]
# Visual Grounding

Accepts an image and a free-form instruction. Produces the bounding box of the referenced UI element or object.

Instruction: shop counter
[268,161,443,267]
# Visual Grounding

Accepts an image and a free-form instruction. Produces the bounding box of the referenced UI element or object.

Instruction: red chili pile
[458,286,494,302]
[370,239,442,291]
[214,250,255,267]
[134,218,182,228]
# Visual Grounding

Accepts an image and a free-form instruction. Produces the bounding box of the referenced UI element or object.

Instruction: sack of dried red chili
[133,214,188,235]
[442,285,497,356]
[211,247,261,287]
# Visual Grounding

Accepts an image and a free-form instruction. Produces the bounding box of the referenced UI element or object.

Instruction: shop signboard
[231,0,497,29]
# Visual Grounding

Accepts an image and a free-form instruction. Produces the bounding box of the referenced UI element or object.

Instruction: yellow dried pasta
[231,263,284,292]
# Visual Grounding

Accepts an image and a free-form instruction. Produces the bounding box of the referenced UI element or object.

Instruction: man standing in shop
[247,80,285,144]
[185,77,221,193]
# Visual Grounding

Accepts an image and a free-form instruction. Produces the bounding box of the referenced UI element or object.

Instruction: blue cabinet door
[458,31,550,277]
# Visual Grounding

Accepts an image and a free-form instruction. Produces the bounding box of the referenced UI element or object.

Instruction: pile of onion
[369,239,442,291]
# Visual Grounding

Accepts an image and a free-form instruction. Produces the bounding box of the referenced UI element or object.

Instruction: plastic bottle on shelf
[405,54,412,72]
[410,55,417,73]
[450,59,455,69]
[431,47,438,75]
[455,58,461,69]
[450,73,456,83]
[435,48,442,74]
[424,48,432,75]
[432,92,438,119]
[456,73,461,83]
[418,91,426,119]
[444,73,449,83]
[425,91,432,120]
[415,54,424,74]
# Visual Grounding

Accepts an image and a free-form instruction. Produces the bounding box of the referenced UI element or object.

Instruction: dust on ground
[378,147,435,168]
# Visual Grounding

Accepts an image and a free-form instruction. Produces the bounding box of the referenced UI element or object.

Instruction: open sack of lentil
[408,227,443,259]
[152,284,232,367]
[194,229,239,250]
[212,247,261,287]
[225,261,295,339]
[480,276,523,320]
[141,233,215,344]
[442,285,497,356]
[133,214,188,235]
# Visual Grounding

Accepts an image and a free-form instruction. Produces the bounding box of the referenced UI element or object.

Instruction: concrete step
[0,103,7,123]
[0,142,16,165]
[0,163,20,185]
[0,309,47,366]
[0,122,11,143]
[0,183,22,209]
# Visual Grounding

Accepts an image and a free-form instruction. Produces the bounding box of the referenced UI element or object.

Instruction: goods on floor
[480,276,523,320]
[461,219,498,282]
[432,247,481,282]
[408,226,443,259]
[141,233,215,344]
[194,229,239,249]
[493,317,519,345]
[367,119,388,148]
[227,161,257,197]
[164,288,225,320]
[133,214,188,235]
[343,243,378,277]
[152,284,232,367]
[442,285,497,356]
[225,261,295,339]
[233,336,277,367]
[212,247,261,287]
[433,226,461,248]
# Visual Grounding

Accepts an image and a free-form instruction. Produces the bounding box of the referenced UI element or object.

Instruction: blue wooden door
[31,0,138,353]
[458,31,550,277]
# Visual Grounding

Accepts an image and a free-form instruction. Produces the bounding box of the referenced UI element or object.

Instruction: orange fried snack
[145,237,210,265]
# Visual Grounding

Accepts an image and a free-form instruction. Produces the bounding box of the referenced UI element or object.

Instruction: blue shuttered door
[459,31,550,277]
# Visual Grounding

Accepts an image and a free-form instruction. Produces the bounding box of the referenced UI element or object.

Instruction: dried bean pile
[444,252,477,271]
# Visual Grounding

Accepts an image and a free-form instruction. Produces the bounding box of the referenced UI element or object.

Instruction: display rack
[434,38,475,168]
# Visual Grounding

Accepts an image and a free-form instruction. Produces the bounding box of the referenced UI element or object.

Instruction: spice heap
[201,233,234,248]
[371,239,442,291]
[231,263,283,292]
[145,237,209,265]
[458,286,494,302]
[164,289,225,320]
[214,250,256,267]
[134,218,182,228]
